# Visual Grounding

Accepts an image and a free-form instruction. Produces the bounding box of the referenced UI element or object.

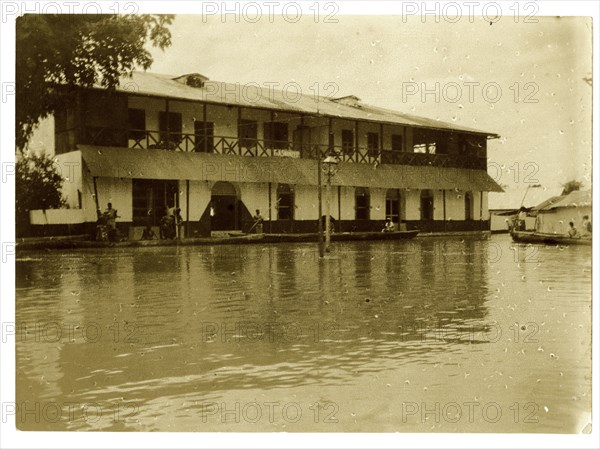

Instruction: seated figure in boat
[581,215,592,236]
[567,221,580,239]
[382,217,395,233]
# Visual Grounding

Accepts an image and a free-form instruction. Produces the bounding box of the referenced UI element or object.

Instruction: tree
[561,180,582,196]
[16,14,174,150]
[16,152,66,233]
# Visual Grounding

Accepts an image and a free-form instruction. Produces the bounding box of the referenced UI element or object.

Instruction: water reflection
[16,236,591,432]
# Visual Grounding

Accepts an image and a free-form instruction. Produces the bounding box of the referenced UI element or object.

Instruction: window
[420,190,434,220]
[128,109,146,141]
[391,134,403,152]
[159,111,182,145]
[355,187,370,220]
[413,143,427,153]
[342,129,354,154]
[194,121,214,152]
[238,119,258,149]
[367,132,379,156]
[460,136,486,157]
[385,189,401,223]
[264,122,289,149]
[277,184,294,220]
[465,192,474,220]
[413,129,437,154]
[293,125,311,155]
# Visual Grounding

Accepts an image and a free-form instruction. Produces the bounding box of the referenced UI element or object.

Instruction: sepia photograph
[1,1,598,447]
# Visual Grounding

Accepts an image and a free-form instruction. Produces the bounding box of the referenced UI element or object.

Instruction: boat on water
[229,230,420,243]
[509,190,592,246]
[511,230,591,246]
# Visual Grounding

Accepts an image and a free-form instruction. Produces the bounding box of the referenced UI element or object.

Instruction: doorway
[132,179,179,226]
[210,181,239,231]
[420,189,434,220]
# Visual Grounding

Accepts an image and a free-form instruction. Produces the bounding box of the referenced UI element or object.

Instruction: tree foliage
[16,14,174,149]
[16,152,66,230]
[561,180,582,196]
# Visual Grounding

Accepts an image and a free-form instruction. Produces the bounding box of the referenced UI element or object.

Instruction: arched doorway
[465,191,474,220]
[210,181,239,231]
[420,189,434,220]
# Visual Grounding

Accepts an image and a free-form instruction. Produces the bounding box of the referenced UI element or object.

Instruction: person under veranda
[252,209,264,234]
[141,209,156,240]
[104,202,119,241]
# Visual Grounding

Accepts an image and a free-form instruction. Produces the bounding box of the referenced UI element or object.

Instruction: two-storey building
[43,71,502,238]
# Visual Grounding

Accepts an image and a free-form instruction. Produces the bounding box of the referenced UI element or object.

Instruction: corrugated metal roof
[531,195,564,211]
[542,190,591,210]
[78,145,503,192]
[488,187,564,210]
[113,72,499,137]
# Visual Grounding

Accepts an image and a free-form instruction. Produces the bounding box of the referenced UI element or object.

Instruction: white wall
[183,180,212,221]
[55,151,83,209]
[27,116,55,155]
[94,177,132,222]
[291,184,317,220]
[240,182,270,217]
[536,207,592,235]
[30,209,85,225]
[338,186,355,220]
[370,188,387,220]
[404,189,421,220]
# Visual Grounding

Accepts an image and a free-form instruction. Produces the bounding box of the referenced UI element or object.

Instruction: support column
[338,185,342,231]
[238,106,243,155]
[203,103,208,153]
[300,115,305,157]
[355,121,359,160]
[165,98,170,148]
[268,182,272,233]
[317,154,324,257]
[185,180,190,238]
[269,110,275,156]
[480,191,484,221]
[443,190,447,232]
[328,117,333,156]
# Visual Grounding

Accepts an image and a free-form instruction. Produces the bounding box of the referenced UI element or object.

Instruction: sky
[146,13,593,200]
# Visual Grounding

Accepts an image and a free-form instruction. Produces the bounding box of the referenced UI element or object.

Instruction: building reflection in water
[16,239,492,430]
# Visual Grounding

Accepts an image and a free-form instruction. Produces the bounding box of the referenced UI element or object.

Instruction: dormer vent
[172,73,209,88]
[331,95,362,107]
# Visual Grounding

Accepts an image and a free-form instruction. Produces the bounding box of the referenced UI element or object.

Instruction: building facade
[39,71,503,238]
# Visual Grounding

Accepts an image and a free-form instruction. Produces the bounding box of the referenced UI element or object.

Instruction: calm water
[16,235,591,432]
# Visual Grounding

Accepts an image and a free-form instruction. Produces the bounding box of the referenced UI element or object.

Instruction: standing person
[517,207,527,231]
[252,209,264,234]
[104,202,118,241]
[160,206,176,239]
[174,207,183,239]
